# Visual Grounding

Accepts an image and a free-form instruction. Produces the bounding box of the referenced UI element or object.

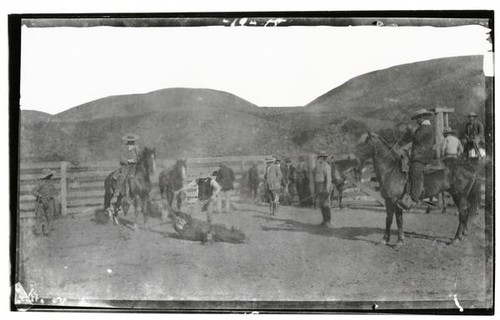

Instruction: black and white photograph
[10,11,494,313]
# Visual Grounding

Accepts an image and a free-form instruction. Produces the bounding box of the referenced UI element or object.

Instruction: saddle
[399,152,446,174]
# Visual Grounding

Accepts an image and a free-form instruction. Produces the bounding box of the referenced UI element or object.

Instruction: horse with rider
[104,134,157,230]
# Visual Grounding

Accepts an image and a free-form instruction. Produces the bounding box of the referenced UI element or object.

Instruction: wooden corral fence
[18,155,272,219]
[17,154,482,219]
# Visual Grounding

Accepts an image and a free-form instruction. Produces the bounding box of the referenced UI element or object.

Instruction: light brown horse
[354,132,481,246]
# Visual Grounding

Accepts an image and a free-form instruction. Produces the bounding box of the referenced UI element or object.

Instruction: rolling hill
[19,55,487,163]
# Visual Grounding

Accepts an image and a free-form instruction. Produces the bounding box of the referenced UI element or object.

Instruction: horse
[158,159,187,211]
[103,147,156,230]
[354,132,482,246]
[329,157,362,209]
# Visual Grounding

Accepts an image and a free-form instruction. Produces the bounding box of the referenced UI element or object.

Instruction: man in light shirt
[441,127,463,159]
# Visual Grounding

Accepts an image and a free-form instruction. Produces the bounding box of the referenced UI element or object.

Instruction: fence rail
[17,155,274,219]
[18,154,481,219]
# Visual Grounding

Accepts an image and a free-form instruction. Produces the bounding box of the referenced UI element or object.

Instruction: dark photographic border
[9,10,495,314]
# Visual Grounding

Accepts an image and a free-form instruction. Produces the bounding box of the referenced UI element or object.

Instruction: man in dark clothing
[295,155,312,207]
[280,158,294,205]
[216,163,235,213]
[32,169,59,235]
[314,151,333,227]
[397,109,436,210]
[463,112,484,159]
[247,162,260,201]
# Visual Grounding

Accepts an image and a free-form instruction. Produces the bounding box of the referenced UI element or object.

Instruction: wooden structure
[431,107,455,158]
[18,155,270,219]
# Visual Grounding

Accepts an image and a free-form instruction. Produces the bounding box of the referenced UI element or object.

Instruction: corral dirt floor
[18,201,492,309]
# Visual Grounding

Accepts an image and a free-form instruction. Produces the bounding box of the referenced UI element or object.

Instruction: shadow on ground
[256,215,452,245]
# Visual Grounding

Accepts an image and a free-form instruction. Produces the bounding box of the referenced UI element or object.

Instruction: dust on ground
[18,201,491,308]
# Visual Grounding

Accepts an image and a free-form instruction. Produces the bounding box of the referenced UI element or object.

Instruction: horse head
[354,132,377,162]
[141,147,157,175]
[175,159,187,181]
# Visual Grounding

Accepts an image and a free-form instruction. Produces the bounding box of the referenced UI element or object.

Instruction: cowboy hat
[40,169,55,180]
[443,127,455,135]
[468,112,477,117]
[122,134,140,142]
[317,151,329,158]
[410,108,433,120]
[265,156,276,163]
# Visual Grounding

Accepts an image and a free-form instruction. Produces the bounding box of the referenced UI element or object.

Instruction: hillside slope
[20,55,487,162]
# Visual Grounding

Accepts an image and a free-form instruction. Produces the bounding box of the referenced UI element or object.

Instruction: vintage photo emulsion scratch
[10,13,494,312]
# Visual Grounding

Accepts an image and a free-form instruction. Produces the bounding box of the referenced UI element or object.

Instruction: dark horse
[354,132,481,245]
[104,147,156,230]
[329,157,362,209]
[158,159,187,211]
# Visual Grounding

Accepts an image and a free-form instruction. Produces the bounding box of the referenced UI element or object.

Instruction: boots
[320,207,332,228]
[396,194,417,210]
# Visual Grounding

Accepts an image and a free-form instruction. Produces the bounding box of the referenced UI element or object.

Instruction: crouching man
[196,171,222,243]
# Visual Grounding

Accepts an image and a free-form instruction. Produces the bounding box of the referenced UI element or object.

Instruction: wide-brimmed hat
[265,156,276,163]
[468,112,477,117]
[317,151,329,159]
[40,169,55,180]
[443,127,455,135]
[122,134,140,143]
[411,109,433,120]
[285,157,292,163]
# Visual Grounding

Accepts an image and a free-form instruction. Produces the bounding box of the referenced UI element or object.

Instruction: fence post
[60,161,68,216]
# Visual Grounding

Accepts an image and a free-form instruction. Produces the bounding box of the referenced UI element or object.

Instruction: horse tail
[104,172,115,209]
[467,176,482,216]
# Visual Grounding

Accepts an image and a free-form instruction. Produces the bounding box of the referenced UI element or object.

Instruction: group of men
[31,110,484,234]
[257,152,335,227]
[246,156,314,207]
[396,110,484,210]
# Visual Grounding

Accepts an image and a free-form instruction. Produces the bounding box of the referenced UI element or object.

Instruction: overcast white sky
[20,24,491,114]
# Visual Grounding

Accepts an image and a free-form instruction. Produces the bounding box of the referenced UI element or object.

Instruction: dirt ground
[18,200,492,310]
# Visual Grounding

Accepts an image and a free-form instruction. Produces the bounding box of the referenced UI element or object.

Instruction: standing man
[463,112,484,159]
[32,169,59,236]
[295,155,312,207]
[264,156,282,216]
[216,162,235,214]
[247,162,260,202]
[314,151,333,227]
[280,158,292,205]
[397,109,436,210]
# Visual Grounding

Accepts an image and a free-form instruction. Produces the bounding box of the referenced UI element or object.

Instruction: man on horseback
[396,109,436,211]
[462,112,484,160]
[116,134,141,199]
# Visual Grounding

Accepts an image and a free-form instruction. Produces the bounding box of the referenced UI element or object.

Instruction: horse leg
[338,190,343,209]
[167,190,174,209]
[142,195,150,230]
[452,195,468,244]
[382,200,394,245]
[132,195,140,231]
[112,194,125,226]
[441,192,447,214]
[395,206,404,246]
[463,181,481,238]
